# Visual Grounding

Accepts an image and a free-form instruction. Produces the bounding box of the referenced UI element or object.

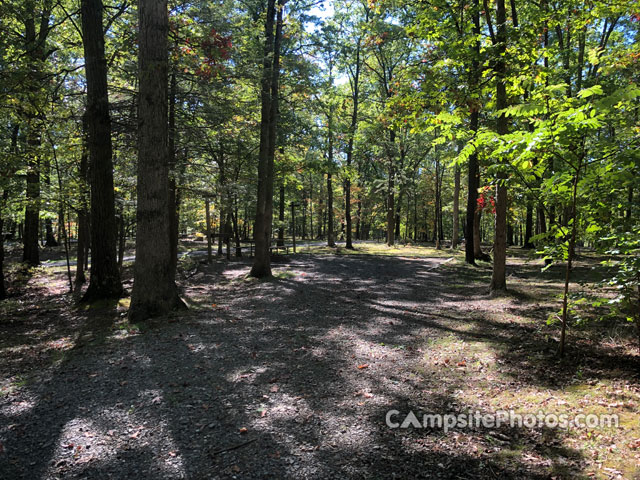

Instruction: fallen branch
[208,438,256,456]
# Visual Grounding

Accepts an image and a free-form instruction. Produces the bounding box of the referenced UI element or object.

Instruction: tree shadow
[2,252,636,478]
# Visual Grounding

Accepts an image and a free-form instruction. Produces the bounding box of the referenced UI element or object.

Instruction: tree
[21,1,53,267]
[489,0,509,294]
[250,0,284,278]
[80,0,123,300]
[129,0,184,319]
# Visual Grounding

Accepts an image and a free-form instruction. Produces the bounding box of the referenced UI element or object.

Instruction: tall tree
[80,0,122,300]
[489,0,509,293]
[339,1,369,249]
[21,1,53,267]
[250,0,283,278]
[465,0,481,265]
[129,0,183,319]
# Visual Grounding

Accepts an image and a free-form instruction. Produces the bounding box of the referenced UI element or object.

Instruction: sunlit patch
[0,395,36,417]
[47,337,74,351]
[43,417,118,476]
[42,412,187,478]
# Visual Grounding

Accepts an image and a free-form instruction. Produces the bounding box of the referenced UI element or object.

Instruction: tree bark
[168,70,179,282]
[277,181,285,246]
[465,0,481,265]
[43,157,58,247]
[327,175,335,247]
[490,0,509,293]
[0,190,7,300]
[129,0,183,319]
[523,202,534,248]
[23,125,41,266]
[345,32,364,249]
[452,164,460,248]
[386,130,396,246]
[81,0,122,300]
[250,0,282,277]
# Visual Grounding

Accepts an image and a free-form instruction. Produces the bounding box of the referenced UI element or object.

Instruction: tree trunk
[386,130,396,246]
[118,210,125,271]
[250,0,282,278]
[344,34,363,249]
[23,126,41,266]
[206,198,212,263]
[523,202,534,248]
[81,0,122,300]
[44,157,58,247]
[168,71,179,282]
[559,167,581,357]
[277,181,285,246]
[0,190,7,300]
[356,196,362,240]
[309,174,314,239]
[21,6,50,267]
[490,0,509,294]
[465,0,481,265]
[231,199,242,257]
[395,192,402,240]
[327,172,335,247]
[451,164,460,248]
[129,0,184,319]
[327,97,336,247]
[435,156,441,249]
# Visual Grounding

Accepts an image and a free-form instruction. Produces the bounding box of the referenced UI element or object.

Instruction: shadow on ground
[1,252,638,479]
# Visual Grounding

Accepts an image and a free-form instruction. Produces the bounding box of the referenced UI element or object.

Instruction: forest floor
[0,241,639,479]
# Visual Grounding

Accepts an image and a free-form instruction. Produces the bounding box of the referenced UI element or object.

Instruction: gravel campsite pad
[1,252,639,479]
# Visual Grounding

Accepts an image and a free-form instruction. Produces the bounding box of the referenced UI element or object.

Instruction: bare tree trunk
[345,32,363,249]
[277,181,285,246]
[435,156,441,249]
[523,202,534,248]
[465,0,480,265]
[309,173,314,239]
[250,0,282,277]
[386,130,396,246]
[81,0,122,300]
[452,164,460,248]
[490,0,509,294]
[231,199,242,257]
[559,167,580,357]
[129,0,183,319]
[2,126,20,297]
[117,210,125,271]
[327,172,335,247]
[43,157,58,247]
[0,190,7,299]
[205,198,212,263]
[356,196,362,240]
[23,125,41,266]
[168,71,179,281]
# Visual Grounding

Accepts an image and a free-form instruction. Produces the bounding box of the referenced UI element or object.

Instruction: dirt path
[1,254,638,479]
